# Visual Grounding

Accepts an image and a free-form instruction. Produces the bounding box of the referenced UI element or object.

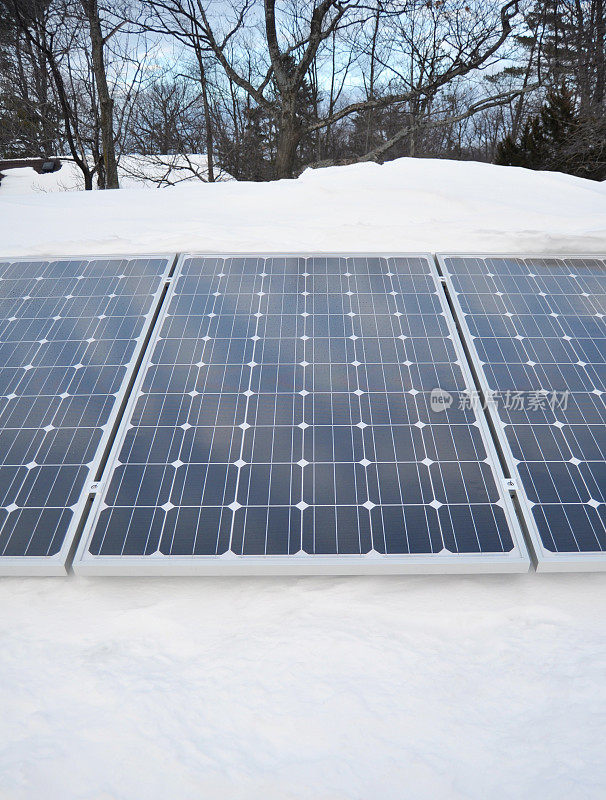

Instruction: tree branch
[305,0,520,134]
[301,81,540,172]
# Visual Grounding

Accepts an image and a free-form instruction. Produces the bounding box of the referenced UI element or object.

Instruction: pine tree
[496,86,606,179]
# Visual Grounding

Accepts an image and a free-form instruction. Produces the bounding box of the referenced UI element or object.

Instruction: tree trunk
[275,101,300,179]
[595,0,605,107]
[82,0,119,189]
[195,49,215,182]
[365,4,381,152]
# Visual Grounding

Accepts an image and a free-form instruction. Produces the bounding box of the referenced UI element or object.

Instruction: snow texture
[1,156,605,257]
[1,157,606,799]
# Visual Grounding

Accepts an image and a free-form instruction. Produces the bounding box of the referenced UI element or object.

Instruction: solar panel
[74,254,528,574]
[439,255,606,571]
[0,255,173,574]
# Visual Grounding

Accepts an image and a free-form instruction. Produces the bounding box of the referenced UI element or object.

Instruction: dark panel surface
[443,256,606,556]
[0,256,169,562]
[86,256,517,563]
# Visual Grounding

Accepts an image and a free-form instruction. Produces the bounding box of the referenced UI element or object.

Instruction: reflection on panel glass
[89,256,514,559]
[0,257,169,558]
[445,256,606,554]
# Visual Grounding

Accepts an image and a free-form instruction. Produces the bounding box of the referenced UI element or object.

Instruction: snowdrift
[1,156,605,258]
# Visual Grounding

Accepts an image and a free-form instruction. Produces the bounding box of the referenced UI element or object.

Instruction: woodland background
[0,0,604,188]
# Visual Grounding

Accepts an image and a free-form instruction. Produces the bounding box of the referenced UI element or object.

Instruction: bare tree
[138,0,226,180]
[140,1,530,177]
[0,6,59,156]
[79,0,120,187]
[1,0,560,182]
[3,0,102,187]
[305,0,530,168]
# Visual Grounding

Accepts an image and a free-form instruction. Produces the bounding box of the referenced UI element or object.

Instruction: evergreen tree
[496,86,606,179]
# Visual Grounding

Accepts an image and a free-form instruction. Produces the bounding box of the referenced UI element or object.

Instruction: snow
[3,574,606,798]
[1,156,606,257]
[1,157,606,799]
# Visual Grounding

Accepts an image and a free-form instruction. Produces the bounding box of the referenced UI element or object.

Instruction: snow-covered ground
[1,156,606,256]
[1,157,606,799]
[3,573,606,799]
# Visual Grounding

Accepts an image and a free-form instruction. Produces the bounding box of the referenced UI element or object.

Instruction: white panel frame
[74,252,530,575]
[437,252,606,572]
[0,252,176,575]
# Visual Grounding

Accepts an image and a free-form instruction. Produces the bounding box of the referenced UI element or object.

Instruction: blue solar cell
[442,255,606,569]
[0,256,171,573]
[76,255,528,574]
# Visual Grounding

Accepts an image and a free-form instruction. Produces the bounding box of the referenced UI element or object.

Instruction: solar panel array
[0,256,171,574]
[75,255,527,574]
[440,256,606,570]
[3,250,602,576]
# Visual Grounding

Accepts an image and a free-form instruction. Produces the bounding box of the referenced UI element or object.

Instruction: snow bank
[1,157,606,799]
[1,156,605,257]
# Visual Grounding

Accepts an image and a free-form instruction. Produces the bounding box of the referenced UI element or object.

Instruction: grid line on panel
[368,262,410,550]
[360,260,404,546]
[0,256,170,562]
[229,257,266,554]
[443,255,606,556]
[82,253,520,565]
[344,265,365,554]
[178,257,231,555]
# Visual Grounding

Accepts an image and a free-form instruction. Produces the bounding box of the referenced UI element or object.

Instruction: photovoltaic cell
[440,255,606,570]
[75,255,528,574]
[0,256,171,574]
